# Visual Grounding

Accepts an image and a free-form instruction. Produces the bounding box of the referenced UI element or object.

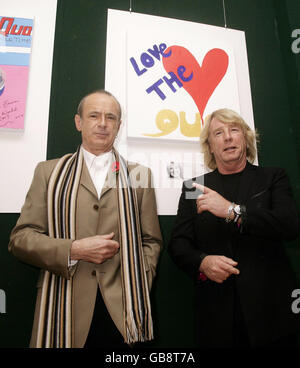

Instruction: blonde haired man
[169,108,300,348]
[200,108,258,170]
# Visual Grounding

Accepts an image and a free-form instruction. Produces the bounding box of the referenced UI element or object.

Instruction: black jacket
[169,162,300,347]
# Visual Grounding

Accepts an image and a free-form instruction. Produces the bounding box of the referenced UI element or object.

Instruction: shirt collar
[81,146,112,171]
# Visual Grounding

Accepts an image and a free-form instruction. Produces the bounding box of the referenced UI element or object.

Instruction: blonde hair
[200,108,259,170]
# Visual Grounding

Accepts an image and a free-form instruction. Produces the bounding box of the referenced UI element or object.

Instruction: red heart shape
[162,46,229,123]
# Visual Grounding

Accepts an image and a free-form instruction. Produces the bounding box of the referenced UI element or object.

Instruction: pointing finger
[193,183,210,193]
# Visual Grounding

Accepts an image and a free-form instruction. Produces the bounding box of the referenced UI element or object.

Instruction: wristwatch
[225,203,234,223]
[233,204,241,215]
[233,204,242,222]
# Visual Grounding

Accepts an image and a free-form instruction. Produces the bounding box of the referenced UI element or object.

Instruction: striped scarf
[36,146,153,347]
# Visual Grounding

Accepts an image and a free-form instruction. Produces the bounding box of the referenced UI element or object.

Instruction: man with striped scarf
[9,90,162,348]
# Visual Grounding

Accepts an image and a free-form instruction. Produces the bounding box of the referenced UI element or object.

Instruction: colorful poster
[0,16,34,130]
[126,31,240,142]
[105,10,255,215]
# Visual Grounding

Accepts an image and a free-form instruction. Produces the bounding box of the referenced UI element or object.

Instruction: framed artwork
[105,10,255,214]
[0,15,34,131]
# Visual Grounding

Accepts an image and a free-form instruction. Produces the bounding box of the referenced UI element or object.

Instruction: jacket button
[93,204,99,210]
[91,270,96,276]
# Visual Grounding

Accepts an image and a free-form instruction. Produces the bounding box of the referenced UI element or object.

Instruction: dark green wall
[1,0,299,348]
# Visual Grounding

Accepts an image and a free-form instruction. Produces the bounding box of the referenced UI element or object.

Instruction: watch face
[234,205,241,215]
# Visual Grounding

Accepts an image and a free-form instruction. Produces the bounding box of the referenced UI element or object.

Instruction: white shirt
[69,147,113,267]
[81,146,112,199]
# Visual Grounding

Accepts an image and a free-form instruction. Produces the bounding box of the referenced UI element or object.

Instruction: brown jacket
[9,155,162,347]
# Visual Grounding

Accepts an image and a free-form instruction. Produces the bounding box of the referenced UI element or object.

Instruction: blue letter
[140,52,154,68]
[147,45,161,61]
[177,65,193,82]
[160,43,172,58]
[130,57,147,76]
[163,72,183,93]
[146,79,166,100]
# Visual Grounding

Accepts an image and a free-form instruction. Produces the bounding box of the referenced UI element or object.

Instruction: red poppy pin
[197,272,207,282]
[111,161,119,173]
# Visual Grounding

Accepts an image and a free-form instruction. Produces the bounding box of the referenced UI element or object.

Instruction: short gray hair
[77,89,122,120]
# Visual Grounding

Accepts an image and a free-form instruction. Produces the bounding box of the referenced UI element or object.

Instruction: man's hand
[70,232,119,264]
[200,255,240,283]
[193,183,231,218]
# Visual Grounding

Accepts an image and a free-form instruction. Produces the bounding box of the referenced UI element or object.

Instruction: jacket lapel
[80,160,98,199]
[100,171,116,198]
[236,162,258,205]
[101,147,119,198]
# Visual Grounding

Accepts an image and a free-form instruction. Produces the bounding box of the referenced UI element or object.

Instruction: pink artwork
[0,65,29,129]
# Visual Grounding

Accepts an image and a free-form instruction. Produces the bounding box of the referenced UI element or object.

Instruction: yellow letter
[143,109,178,137]
[179,111,201,137]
